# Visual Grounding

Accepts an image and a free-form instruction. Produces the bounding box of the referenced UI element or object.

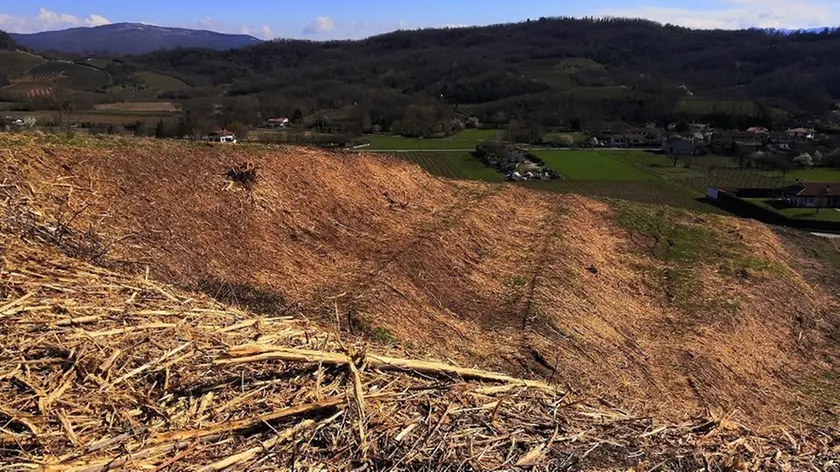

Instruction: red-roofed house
[786,127,815,140]
[780,182,840,208]
[266,117,290,128]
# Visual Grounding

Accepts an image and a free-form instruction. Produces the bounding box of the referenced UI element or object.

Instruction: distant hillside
[10,23,262,55]
[129,17,840,128]
[0,30,19,51]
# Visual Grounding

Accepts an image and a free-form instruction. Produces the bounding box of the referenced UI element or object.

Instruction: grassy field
[533,150,653,181]
[367,130,499,150]
[135,72,188,91]
[786,168,840,182]
[94,101,178,112]
[744,198,840,223]
[522,180,722,214]
[0,51,45,78]
[396,151,504,181]
[28,62,111,91]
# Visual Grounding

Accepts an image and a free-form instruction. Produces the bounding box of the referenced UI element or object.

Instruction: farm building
[780,182,840,208]
[266,117,290,128]
[786,127,815,140]
[204,129,237,143]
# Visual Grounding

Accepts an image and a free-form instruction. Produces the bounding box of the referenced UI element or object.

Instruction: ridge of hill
[125,17,840,120]
[9,23,261,55]
[1,134,838,431]
[2,171,837,470]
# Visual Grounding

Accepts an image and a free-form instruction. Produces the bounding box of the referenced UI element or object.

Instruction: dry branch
[217,345,554,389]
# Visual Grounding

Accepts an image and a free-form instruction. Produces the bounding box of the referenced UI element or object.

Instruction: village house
[204,129,237,143]
[786,127,815,140]
[780,182,840,208]
[266,117,290,128]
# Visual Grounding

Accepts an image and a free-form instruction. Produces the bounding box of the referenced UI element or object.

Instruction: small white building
[205,129,237,143]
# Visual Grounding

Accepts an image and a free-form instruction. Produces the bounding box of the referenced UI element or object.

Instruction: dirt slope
[5,219,839,470]
[2,134,839,427]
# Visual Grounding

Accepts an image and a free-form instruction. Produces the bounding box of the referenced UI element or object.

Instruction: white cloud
[37,7,79,26]
[258,25,273,39]
[441,23,471,29]
[0,7,111,33]
[303,16,336,35]
[599,0,840,30]
[86,14,111,27]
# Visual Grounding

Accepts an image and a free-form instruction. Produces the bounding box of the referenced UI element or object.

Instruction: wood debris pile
[1,237,838,471]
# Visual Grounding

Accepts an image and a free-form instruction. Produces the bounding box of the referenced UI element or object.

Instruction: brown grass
[1,134,838,431]
[2,232,837,469]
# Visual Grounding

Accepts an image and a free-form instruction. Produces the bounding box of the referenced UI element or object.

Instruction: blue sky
[2,1,839,39]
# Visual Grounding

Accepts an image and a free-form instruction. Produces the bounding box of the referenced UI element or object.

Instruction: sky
[1,1,839,40]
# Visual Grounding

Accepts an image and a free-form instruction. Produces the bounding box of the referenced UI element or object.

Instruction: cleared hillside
[4,198,839,470]
[1,134,839,431]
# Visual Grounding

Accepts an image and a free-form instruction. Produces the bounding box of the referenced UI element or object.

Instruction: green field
[786,168,840,182]
[0,51,45,78]
[521,180,721,214]
[744,198,840,223]
[396,151,504,181]
[532,150,653,181]
[29,62,112,91]
[135,71,188,91]
[367,130,499,150]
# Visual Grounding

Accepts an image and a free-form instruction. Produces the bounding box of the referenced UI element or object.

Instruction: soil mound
[2,135,839,429]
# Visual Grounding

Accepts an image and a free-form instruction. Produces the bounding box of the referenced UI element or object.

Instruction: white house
[205,129,237,143]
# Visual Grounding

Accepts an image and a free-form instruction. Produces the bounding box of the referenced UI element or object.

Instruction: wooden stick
[107,342,191,388]
[348,357,368,460]
[217,345,554,390]
[195,419,316,472]
[149,395,373,443]
[82,323,177,338]
[0,290,37,315]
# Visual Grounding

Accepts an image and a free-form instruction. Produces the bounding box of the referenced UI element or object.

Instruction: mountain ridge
[9,22,262,55]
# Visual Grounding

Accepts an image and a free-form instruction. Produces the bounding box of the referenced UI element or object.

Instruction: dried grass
[1,135,839,469]
[1,236,838,471]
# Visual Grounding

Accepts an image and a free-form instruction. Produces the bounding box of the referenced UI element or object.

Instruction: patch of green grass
[613,152,706,179]
[369,326,397,344]
[452,129,500,141]
[367,135,478,150]
[786,168,840,182]
[397,151,504,182]
[135,71,188,91]
[521,179,721,214]
[532,150,653,181]
[0,50,45,78]
[744,198,840,223]
[510,276,527,287]
[612,204,717,263]
[28,62,111,91]
[366,130,498,151]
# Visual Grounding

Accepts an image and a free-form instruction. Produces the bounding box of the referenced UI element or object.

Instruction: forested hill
[0,30,19,51]
[134,18,840,118]
[4,18,840,134]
